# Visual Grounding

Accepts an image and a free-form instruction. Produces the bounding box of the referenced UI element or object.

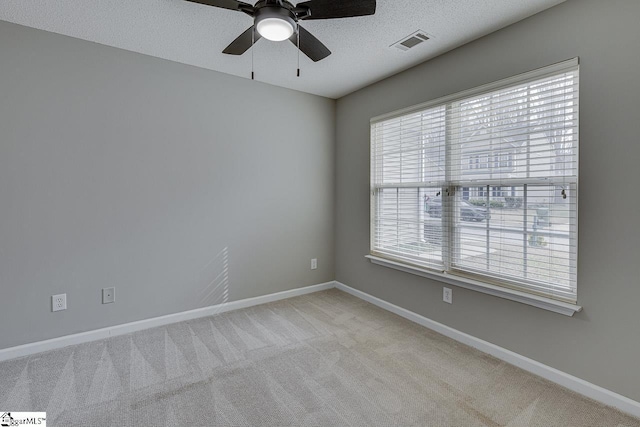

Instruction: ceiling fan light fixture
[256,17,294,41]
[254,6,297,42]
[187,0,377,61]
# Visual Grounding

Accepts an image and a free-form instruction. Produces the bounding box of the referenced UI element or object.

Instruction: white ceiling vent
[392,31,431,51]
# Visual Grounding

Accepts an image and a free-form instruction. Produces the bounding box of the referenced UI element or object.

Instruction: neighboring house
[456,81,576,206]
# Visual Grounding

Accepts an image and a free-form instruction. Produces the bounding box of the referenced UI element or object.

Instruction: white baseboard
[334,281,640,419]
[3,279,638,419]
[0,281,335,363]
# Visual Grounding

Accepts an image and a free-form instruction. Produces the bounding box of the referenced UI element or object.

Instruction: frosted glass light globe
[256,17,294,41]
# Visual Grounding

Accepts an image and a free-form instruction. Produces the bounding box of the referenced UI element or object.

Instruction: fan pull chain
[251,27,255,80]
[297,28,300,77]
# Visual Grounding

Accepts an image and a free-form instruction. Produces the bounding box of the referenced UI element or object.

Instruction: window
[370,60,578,304]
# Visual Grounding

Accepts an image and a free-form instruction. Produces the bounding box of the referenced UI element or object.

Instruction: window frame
[369,59,581,315]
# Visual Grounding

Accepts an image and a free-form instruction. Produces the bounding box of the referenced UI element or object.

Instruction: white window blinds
[371,59,579,303]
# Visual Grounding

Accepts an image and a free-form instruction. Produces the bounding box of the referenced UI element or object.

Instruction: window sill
[365,255,582,316]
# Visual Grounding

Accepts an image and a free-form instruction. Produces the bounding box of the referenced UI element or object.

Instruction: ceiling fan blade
[184,0,253,12]
[223,26,261,55]
[296,0,375,20]
[289,26,331,62]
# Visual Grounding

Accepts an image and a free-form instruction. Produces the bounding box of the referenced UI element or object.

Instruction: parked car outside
[425,197,491,222]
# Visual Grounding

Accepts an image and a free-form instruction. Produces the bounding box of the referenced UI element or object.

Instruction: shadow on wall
[196,246,230,310]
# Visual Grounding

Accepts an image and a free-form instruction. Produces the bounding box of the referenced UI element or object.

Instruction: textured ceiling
[0,0,565,99]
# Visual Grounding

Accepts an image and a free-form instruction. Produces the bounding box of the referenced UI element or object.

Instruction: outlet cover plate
[102,287,115,304]
[443,287,453,304]
[311,258,318,270]
[52,294,67,312]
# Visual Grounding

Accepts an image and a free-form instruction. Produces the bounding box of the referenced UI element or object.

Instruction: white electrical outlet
[102,287,115,304]
[443,287,453,304]
[311,258,318,270]
[52,294,67,312]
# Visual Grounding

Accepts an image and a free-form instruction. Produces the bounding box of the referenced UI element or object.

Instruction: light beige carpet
[0,289,637,426]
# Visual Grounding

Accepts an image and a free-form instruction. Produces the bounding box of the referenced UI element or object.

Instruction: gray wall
[335,0,640,401]
[0,21,335,349]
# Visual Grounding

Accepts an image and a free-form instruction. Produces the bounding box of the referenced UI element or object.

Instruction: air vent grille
[392,31,431,51]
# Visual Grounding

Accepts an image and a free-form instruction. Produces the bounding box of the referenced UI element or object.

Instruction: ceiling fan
[185,0,377,62]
